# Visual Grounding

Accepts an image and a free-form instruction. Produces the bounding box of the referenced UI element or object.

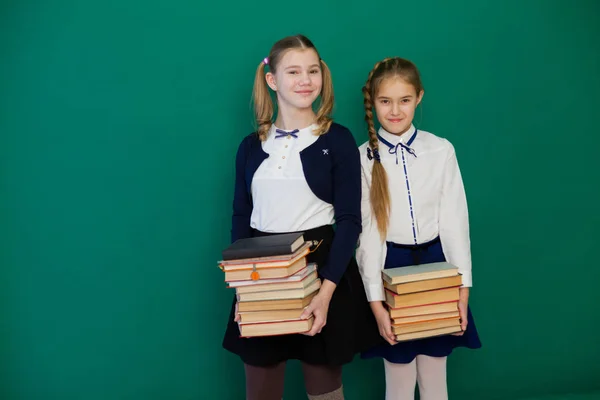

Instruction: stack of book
[382,262,463,342]
[219,232,319,338]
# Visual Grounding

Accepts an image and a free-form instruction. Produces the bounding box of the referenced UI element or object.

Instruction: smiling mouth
[388,119,403,123]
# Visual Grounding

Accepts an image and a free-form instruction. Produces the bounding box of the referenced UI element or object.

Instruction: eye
[310,69,320,74]
[380,99,390,104]
[288,71,299,75]
[402,99,411,103]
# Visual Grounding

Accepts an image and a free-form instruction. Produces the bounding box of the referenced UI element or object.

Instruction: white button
[278,166,281,169]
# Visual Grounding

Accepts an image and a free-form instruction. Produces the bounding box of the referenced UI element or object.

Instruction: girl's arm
[355,160,387,302]
[230,136,253,243]
[439,141,472,288]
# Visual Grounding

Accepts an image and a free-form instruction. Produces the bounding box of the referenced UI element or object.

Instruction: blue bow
[377,130,418,164]
[367,147,381,162]
[275,129,299,139]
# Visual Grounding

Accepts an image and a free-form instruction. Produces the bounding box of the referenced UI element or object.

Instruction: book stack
[219,232,320,338]
[382,262,463,342]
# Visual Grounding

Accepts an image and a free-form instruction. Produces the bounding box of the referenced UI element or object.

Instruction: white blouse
[356,125,473,302]
[250,124,335,233]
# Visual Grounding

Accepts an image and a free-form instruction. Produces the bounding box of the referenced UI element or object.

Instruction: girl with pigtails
[222,34,381,400]
[355,57,482,400]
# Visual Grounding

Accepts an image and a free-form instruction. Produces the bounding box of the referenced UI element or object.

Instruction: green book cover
[383,262,458,284]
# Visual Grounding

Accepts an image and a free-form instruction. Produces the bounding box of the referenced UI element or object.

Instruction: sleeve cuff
[366,283,385,302]
[460,271,472,287]
[319,268,341,286]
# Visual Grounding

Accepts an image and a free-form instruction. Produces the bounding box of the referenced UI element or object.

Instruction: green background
[2,0,599,399]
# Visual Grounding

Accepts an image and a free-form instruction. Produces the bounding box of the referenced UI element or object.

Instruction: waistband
[386,236,440,250]
[252,224,334,239]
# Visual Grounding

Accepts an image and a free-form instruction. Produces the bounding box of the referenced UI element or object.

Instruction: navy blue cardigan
[230,123,361,285]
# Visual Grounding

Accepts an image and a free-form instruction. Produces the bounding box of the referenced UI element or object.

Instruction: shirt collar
[377,124,417,147]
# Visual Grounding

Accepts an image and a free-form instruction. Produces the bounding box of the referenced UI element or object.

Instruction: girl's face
[374,77,423,136]
[266,48,323,112]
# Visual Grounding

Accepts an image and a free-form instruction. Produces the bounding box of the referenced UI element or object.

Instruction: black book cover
[222,232,305,261]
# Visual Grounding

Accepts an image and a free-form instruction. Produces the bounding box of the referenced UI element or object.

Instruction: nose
[299,71,311,85]
[391,102,401,115]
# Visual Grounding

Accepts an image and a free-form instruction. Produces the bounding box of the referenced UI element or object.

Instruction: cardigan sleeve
[318,127,362,285]
[230,135,254,243]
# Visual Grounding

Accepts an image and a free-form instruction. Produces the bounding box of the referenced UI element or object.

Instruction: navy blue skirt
[222,225,383,367]
[361,237,482,363]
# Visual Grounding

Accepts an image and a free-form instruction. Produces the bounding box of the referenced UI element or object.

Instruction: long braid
[363,58,393,240]
[363,58,390,153]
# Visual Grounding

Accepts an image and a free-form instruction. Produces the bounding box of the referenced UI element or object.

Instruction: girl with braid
[355,57,482,400]
[222,34,381,400]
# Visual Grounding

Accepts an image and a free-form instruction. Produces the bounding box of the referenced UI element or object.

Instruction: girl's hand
[371,302,396,345]
[452,287,469,336]
[234,302,241,323]
[300,292,330,336]
[301,279,336,336]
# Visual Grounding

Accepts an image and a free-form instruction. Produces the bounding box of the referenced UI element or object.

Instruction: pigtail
[363,58,392,240]
[252,61,273,141]
[314,59,334,135]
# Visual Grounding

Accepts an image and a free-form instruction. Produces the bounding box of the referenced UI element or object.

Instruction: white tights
[383,355,448,400]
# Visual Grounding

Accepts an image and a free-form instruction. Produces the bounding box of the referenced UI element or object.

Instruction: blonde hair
[362,57,424,239]
[252,34,334,141]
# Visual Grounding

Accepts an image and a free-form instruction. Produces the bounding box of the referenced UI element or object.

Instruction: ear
[416,90,424,106]
[265,72,277,91]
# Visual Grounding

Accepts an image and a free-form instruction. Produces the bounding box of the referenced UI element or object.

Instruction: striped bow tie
[275,129,299,139]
